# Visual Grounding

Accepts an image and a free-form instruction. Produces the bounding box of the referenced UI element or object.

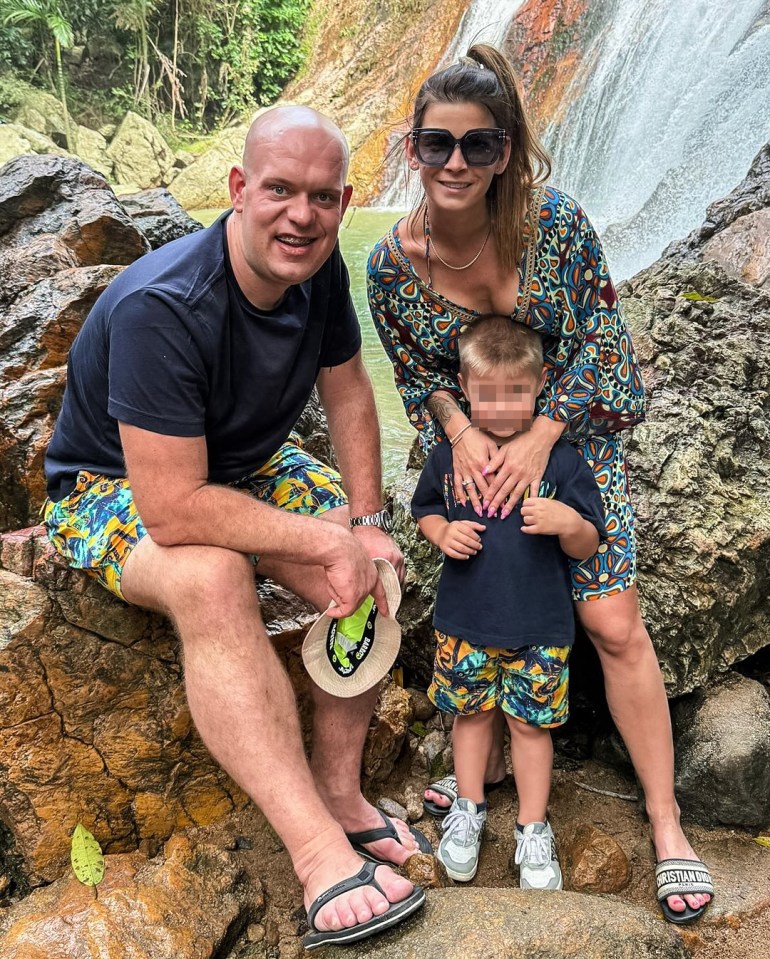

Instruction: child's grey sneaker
[514,820,563,890]
[437,797,486,882]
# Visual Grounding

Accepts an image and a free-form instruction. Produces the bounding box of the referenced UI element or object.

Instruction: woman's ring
[462,478,474,487]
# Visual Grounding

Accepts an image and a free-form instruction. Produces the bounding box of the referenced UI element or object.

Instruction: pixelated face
[460,368,545,439]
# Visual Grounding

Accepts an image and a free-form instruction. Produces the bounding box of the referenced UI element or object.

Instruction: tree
[1,0,76,150]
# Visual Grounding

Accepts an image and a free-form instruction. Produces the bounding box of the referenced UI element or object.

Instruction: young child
[411,315,607,888]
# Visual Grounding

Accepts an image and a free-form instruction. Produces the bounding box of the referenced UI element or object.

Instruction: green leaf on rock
[753,836,770,849]
[681,291,718,302]
[71,824,105,886]
[410,721,428,737]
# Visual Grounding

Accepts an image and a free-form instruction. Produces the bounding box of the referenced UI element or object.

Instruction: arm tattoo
[427,391,461,428]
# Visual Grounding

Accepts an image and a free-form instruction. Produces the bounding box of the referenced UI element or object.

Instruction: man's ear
[229,164,246,211]
[341,184,353,216]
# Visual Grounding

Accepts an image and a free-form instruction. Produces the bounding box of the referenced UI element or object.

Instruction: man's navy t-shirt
[411,439,607,649]
[45,213,361,500]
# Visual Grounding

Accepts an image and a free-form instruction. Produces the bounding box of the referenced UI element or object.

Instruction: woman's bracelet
[449,423,472,448]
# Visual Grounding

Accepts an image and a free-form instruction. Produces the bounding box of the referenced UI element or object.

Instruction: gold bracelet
[449,423,472,448]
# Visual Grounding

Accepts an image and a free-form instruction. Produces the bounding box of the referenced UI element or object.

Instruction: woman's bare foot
[651,812,712,915]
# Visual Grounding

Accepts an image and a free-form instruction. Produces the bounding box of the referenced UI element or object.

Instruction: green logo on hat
[327,595,377,677]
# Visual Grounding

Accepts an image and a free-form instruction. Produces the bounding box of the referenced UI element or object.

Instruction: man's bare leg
[121,536,414,933]
[258,507,421,862]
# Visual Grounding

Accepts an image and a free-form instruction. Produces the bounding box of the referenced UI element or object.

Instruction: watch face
[381,511,393,533]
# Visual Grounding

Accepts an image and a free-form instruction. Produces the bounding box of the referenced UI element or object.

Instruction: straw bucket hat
[302,558,402,697]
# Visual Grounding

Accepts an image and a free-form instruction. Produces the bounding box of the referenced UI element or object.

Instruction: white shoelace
[443,807,485,846]
[515,831,552,867]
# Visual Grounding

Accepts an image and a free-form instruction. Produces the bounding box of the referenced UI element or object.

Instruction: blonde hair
[459,314,543,380]
[409,43,551,272]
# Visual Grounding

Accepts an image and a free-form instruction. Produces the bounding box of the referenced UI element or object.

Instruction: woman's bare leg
[577,586,711,915]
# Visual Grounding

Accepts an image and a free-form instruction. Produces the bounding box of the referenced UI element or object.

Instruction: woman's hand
[482,417,566,517]
[451,427,498,515]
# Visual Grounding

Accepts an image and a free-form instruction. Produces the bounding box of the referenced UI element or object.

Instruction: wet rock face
[664,142,770,289]
[117,188,203,250]
[0,155,150,532]
[672,674,770,827]
[0,834,262,959]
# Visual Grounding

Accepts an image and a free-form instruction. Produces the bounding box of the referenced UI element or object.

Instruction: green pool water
[192,207,413,483]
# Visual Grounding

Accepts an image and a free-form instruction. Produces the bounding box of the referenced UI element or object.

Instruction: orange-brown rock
[284,0,467,203]
[561,823,631,893]
[363,680,414,782]
[0,833,263,959]
[404,851,446,889]
[505,0,605,133]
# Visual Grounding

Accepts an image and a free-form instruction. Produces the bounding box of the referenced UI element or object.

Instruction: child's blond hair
[458,314,543,379]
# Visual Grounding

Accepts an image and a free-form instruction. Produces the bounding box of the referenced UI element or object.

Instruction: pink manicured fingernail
[482,500,489,509]
[482,467,489,476]
[501,508,510,519]
[475,506,483,517]
[488,509,496,518]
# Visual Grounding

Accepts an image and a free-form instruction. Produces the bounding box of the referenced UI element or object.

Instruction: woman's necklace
[423,208,491,287]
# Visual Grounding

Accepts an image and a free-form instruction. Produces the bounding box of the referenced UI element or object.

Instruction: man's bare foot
[651,813,712,915]
[296,826,415,933]
[334,799,422,865]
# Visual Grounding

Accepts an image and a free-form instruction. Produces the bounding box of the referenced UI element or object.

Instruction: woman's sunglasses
[410,128,507,167]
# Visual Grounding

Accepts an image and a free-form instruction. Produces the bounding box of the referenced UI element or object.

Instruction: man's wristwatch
[349,508,393,534]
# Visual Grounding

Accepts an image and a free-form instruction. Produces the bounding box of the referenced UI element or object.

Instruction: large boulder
[672,674,770,827]
[118,188,203,249]
[0,126,65,167]
[73,125,113,181]
[0,154,150,532]
[169,125,248,210]
[106,111,176,189]
[319,888,689,959]
[13,89,69,146]
[621,260,770,695]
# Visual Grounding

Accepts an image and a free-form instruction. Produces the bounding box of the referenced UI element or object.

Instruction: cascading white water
[377,0,526,208]
[545,0,770,278]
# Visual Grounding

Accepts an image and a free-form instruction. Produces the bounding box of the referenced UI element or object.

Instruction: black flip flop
[423,773,507,818]
[346,811,433,863]
[655,858,714,925]
[303,861,426,950]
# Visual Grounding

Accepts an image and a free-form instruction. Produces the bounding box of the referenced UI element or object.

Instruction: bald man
[43,107,428,948]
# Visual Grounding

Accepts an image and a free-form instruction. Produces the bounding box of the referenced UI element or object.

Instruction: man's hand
[323,528,389,619]
[437,520,486,560]
[351,525,405,582]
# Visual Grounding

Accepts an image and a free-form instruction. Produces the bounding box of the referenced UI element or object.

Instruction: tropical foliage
[0,0,311,134]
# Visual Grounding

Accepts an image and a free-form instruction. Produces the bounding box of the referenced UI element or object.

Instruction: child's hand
[520,498,581,537]
[438,520,486,560]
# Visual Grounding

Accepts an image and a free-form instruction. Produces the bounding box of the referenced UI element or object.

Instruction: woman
[367,44,713,923]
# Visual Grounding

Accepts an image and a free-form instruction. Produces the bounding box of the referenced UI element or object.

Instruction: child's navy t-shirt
[411,438,607,649]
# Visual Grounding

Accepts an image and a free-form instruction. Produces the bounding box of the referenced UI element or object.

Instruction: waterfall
[545,0,770,278]
[377,0,526,208]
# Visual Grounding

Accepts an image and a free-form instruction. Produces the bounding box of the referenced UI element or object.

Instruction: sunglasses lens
[463,131,502,165]
[414,131,454,166]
